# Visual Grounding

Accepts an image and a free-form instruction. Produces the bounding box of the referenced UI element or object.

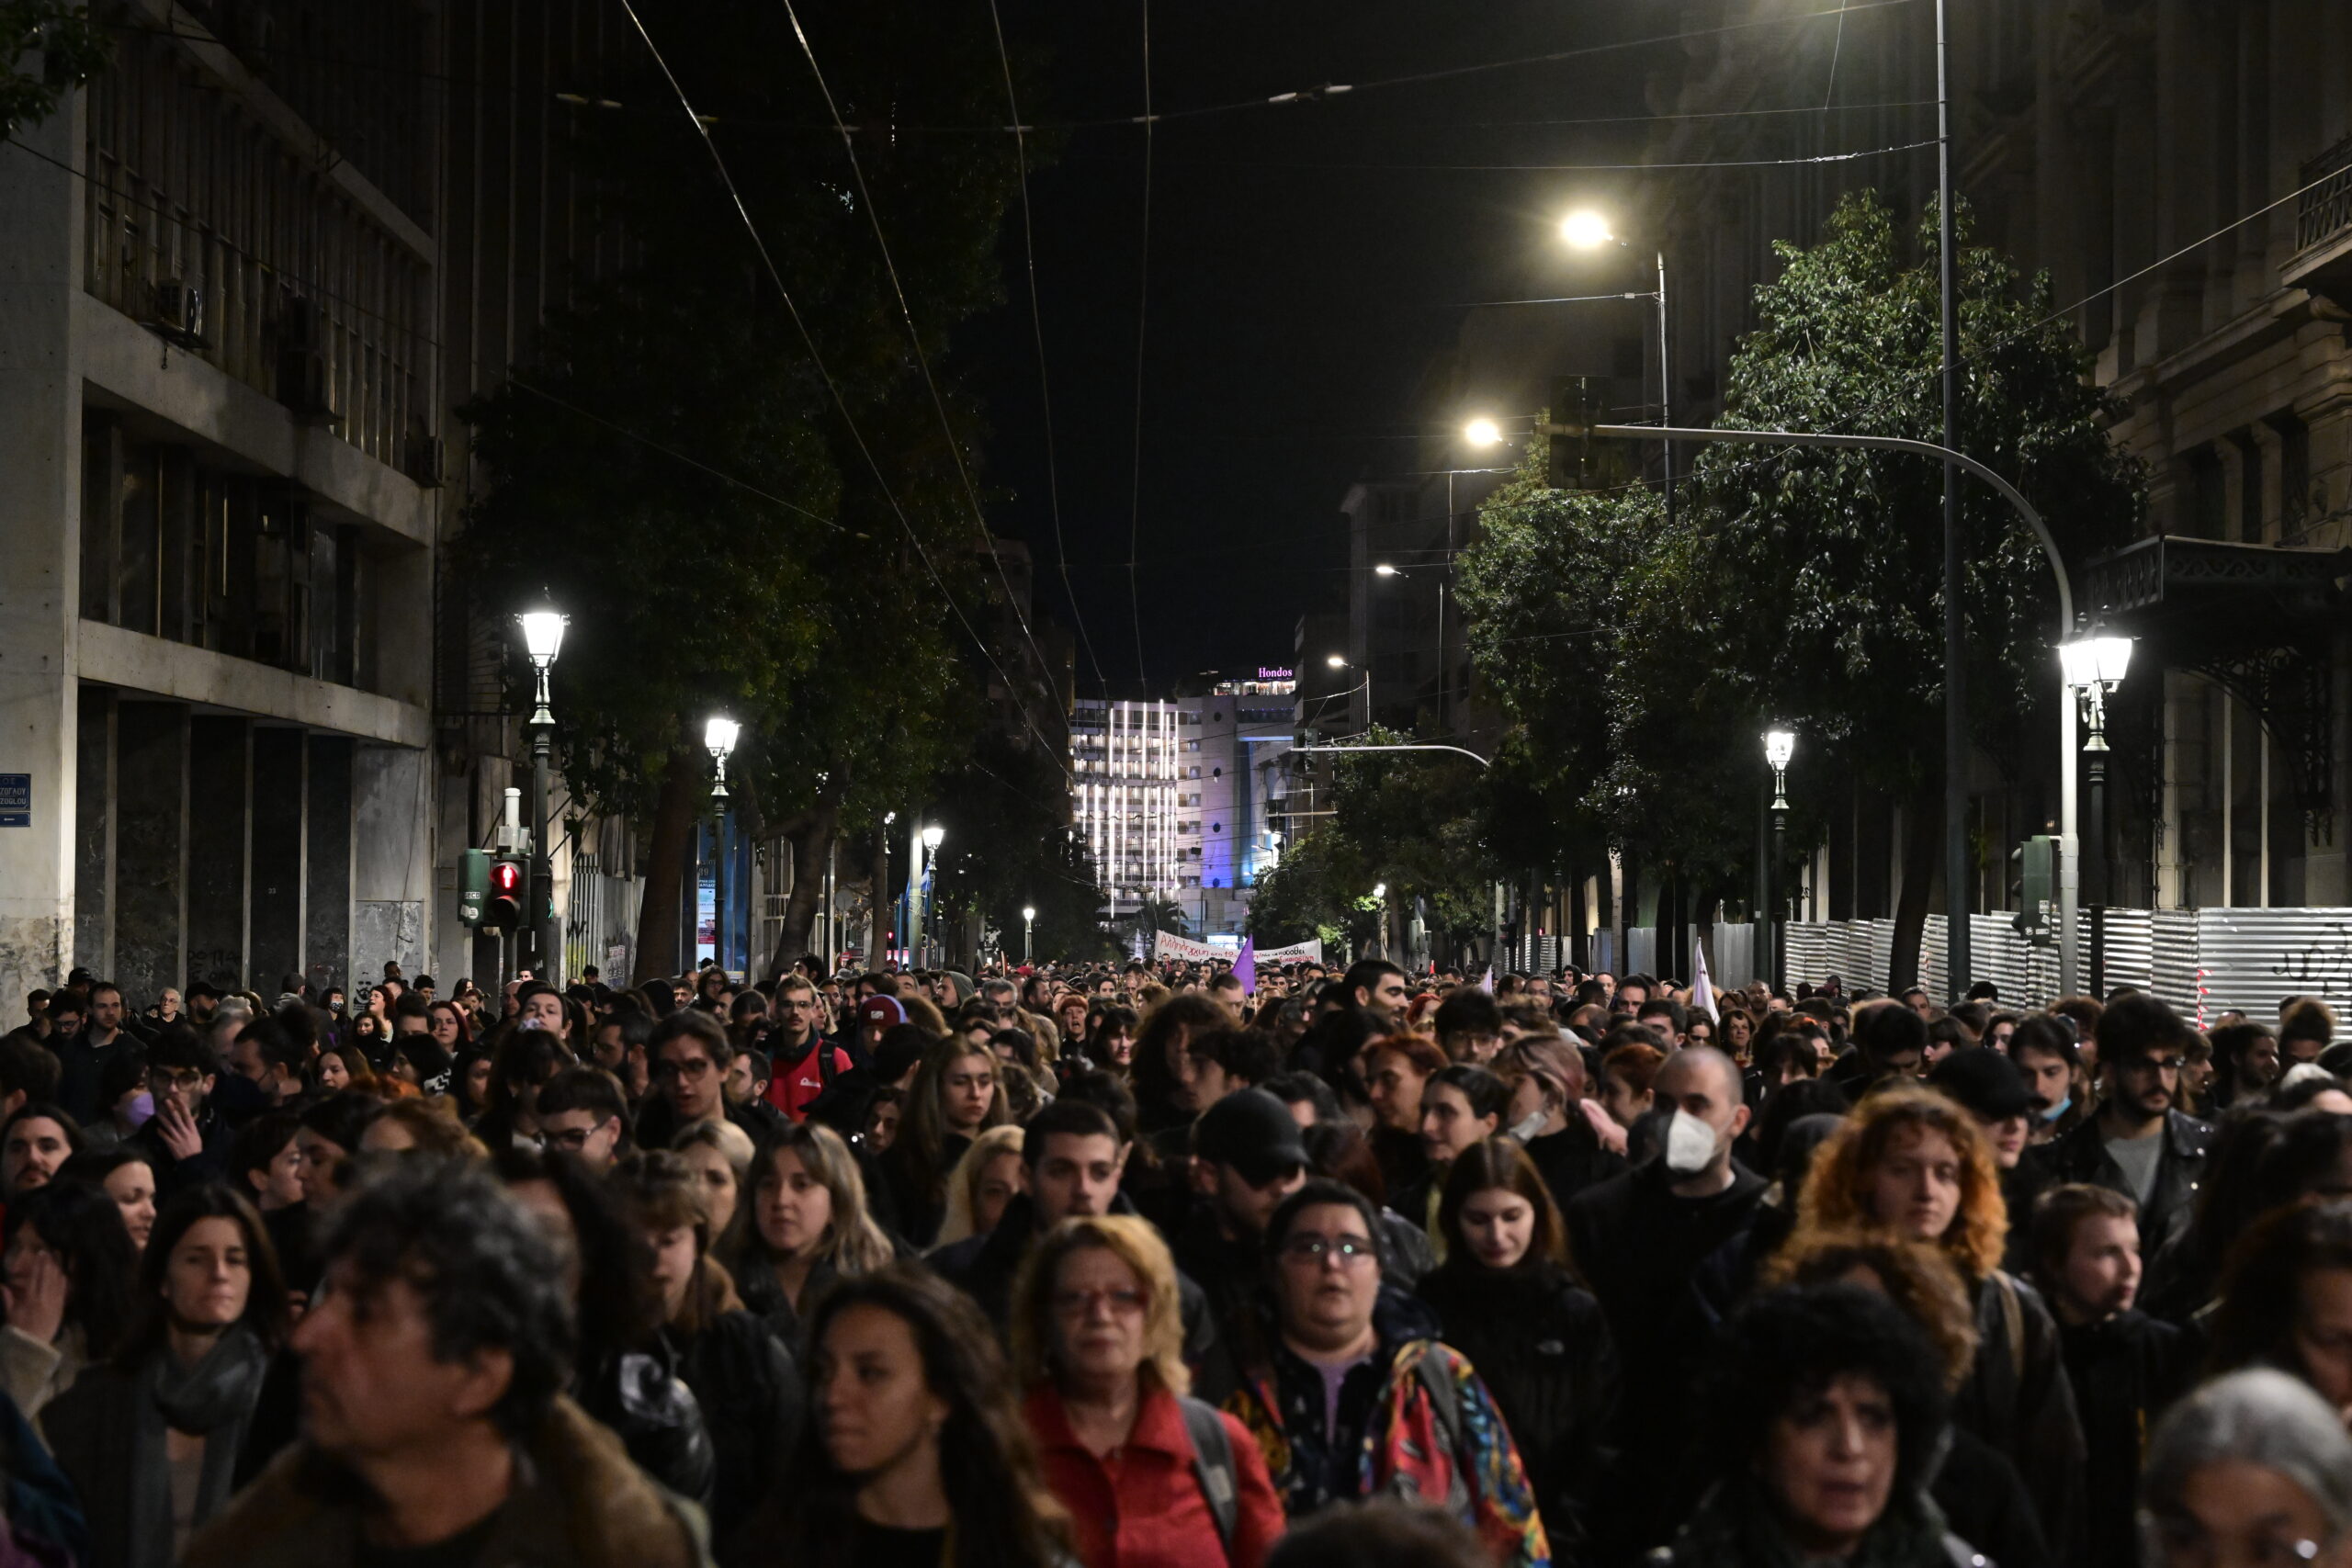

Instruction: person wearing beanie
[1931,1045,2053,1273]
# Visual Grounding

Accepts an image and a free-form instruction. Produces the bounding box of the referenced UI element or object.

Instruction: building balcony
[2283,135,2352,310]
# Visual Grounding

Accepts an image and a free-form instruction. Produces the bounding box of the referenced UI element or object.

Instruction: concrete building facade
[1,6,440,1009]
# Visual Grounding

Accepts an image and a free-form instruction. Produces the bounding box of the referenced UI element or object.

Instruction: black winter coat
[1417,1263,1616,1560]
[2060,1309,2196,1568]
[1952,1270,2086,1563]
[665,1308,803,1542]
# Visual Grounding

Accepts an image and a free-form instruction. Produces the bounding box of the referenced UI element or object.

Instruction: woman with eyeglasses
[2140,1369,2352,1568]
[1012,1215,1283,1568]
[1229,1179,1549,1565]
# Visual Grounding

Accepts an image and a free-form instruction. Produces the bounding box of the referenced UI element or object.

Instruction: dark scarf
[130,1326,269,1568]
[1674,1477,1956,1568]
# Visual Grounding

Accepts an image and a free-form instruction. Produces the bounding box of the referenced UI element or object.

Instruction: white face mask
[1664,1109,1720,1175]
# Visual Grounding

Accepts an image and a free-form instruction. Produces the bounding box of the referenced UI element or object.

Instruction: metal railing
[2296,136,2352,254]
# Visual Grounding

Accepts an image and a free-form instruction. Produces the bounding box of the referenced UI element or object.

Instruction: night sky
[961,3,1658,696]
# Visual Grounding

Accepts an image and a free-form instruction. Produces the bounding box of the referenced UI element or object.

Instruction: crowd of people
[0,953,2346,1568]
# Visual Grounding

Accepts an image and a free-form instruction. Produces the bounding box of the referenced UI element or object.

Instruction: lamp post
[704,716,739,974]
[2061,636,2133,989]
[516,598,567,984]
[1763,728,1795,996]
[1559,210,1672,536]
[1022,905,1036,967]
[921,823,945,967]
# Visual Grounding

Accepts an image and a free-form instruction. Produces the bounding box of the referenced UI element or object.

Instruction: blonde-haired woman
[720,1122,899,1344]
[1012,1216,1283,1568]
[933,1124,1024,1249]
[1792,1086,2085,1555]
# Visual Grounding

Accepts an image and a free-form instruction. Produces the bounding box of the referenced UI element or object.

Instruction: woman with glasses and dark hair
[45,1186,288,1568]
[1012,1215,1283,1568]
[1654,1283,1974,1568]
[729,1264,1070,1568]
[1229,1179,1548,1565]
[1416,1142,1614,1560]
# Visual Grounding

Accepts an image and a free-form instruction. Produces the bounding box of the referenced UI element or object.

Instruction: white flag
[1690,942,1719,1021]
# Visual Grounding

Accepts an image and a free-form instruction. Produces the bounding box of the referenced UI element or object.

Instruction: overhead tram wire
[985,0,1110,698]
[1125,0,1154,689]
[775,0,1071,736]
[611,0,1074,780]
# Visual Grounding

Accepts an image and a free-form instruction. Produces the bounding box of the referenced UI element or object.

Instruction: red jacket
[762,1034,852,1122]
[1025,1382,1284,1568]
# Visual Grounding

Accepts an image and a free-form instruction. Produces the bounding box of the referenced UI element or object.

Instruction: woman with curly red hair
[1792,1086,2086,1559]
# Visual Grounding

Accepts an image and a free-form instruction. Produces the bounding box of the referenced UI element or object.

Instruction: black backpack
[1176,1396,1239,1558]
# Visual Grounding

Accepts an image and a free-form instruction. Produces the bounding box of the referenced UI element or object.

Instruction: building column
[249,728,306,994]
[353,744,430,987]
[306,737,354,994]
[0,100,85,1005]
[72,687,114,976]
[187,717,252,991]
[114,701,188,1004]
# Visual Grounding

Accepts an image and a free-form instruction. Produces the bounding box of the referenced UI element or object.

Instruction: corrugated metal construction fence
[1766,907,2352,1032]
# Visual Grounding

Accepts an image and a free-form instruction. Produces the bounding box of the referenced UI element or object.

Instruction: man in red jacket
[762,975,852,1122]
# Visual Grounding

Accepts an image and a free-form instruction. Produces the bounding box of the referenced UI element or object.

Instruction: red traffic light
[491,860,523,894]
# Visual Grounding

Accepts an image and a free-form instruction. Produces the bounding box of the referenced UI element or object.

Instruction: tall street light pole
[1560,211,1671,536]
[705,716,739,975]
[1936,0,1969,1002]
[1023,905,1035,967]
[921,823,945,966]
[1764,729,1795,995]
[517,598,567,986]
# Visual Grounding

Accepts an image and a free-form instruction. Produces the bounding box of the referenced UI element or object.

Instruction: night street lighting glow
[1374,563,1399,577]
[1762,729,1796,771]
[922,824,945,850]
[1463,416,1502,447]
[1326,653,1347,669]
[1561,209,1615,250]
[2060,635,2135,691]
[703,716,740,758]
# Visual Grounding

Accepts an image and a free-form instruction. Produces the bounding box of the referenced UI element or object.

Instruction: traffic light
[2009,835,2057,945]
[458,850,490,929]
[481,854,526,931]
[1544,377,1638,492]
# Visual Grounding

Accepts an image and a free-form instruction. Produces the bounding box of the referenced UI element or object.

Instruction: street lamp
[1762,728,1796,995]
[1558,207,1673,536]
[1022,905,1036,966]
[1325,652,1345,668]
[2062,635,2134,922]
[1374,563,1402,578]
[920,824,945,967]
[514,596,567,985]
[1462,416,1503,448]
[704,715,740,801]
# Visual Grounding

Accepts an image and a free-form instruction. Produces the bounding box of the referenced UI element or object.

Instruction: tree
[1246,826,1374,953]
[1453,191,2144,986]
[3,3,107,139]
[457,0,1035,981]
[1676,193,2143,982]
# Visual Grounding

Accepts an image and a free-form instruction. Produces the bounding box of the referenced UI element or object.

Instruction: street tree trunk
[631,743,703,985]
[763,803,838,981]
[1888,787,1941,992]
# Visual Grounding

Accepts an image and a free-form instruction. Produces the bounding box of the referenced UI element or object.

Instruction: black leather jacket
[575,1343,716,1509]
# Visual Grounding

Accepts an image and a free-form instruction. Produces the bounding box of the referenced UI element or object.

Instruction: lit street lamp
[1560,208,1673,535]
[705,715,740,800]
[1022,904,1036,966]
[1463,416,1502,448]
[2062,636,2133,944]
[920,823,945,966]
[1374,562,1403,578]
[1762,728,1796,995]
[515,596,567,985]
